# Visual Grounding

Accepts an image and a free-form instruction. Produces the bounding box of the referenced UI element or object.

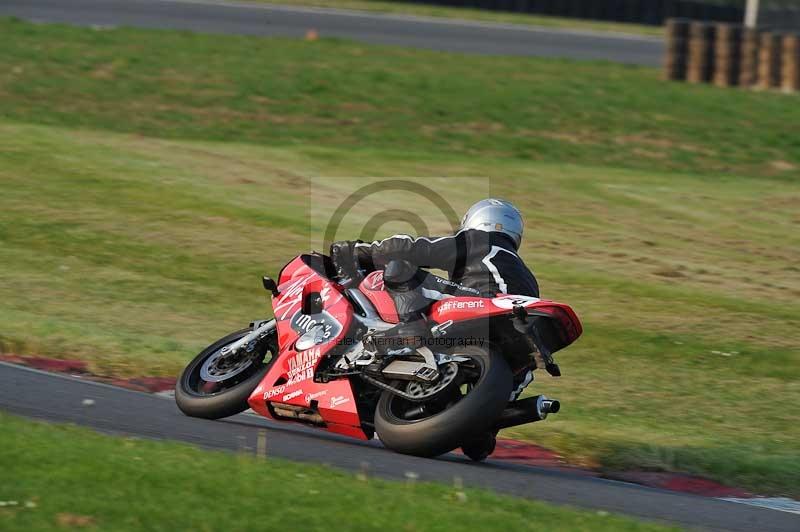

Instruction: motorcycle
[175,253,582,460]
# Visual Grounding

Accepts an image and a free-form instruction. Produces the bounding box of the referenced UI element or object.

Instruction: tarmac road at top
[0,0,664,65]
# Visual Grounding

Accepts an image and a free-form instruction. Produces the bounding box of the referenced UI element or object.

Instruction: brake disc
[200,348,254,382]
[404,362,459,400]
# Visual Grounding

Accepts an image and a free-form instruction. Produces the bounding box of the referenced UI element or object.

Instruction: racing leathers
[352,229,539,299]
[331,228,539,333]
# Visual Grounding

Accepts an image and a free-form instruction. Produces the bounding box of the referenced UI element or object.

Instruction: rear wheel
[374,346,512,457]
[175,322,277,420]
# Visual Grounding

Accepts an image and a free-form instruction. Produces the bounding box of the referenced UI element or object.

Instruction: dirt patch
[653,267,686,279]
[89,61,121,80]
[537,130,592,144]
[770,160,796,172]
[56,513,96,528]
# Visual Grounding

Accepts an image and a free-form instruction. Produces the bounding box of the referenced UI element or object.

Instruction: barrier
[663,19,800,93]
[714,23,741,87]
[664,18,690,80]
[782,34,800,92]
[687,22,716,83]
[757,32,782,89]
[739,27,760,86]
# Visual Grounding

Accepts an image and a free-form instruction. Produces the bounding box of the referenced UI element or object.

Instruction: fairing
[247,255,367,440]
[359,271,399,323]
[431,294,583,347]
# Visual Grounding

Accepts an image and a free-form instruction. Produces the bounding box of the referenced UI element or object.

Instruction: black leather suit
[332,229,539,321]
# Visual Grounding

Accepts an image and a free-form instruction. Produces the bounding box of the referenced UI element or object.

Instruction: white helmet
[460,198,523,249]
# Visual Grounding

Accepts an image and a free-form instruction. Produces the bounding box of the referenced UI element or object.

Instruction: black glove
[330,240,364,285]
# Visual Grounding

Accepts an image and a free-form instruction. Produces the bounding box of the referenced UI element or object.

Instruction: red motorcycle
[176,253,582,460]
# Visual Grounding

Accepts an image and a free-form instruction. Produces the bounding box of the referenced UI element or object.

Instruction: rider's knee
[384,259,420,290]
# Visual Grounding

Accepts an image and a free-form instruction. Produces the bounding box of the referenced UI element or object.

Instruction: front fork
[220,319,275,359]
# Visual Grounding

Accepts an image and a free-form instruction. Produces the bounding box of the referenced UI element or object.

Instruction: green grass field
[1,414,674,532]
[1,19,798,496]
[237,0,665,36]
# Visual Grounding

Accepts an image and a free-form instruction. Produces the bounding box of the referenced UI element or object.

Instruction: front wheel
[374,346,512,458]
[175,322,277,420]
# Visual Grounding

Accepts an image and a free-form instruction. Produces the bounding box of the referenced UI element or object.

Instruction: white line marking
[720,497,800,515]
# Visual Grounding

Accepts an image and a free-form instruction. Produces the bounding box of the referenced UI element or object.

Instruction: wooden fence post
[714,23,742,87]
[664,18,690,81]
[781,34,800,93]
[757,32,782,89]
[687,22,716,83]
[739,27,760,87]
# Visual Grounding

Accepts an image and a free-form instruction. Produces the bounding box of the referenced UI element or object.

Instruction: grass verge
[1,18,798,179]
[0,19,798,496]
[0,413,675,531]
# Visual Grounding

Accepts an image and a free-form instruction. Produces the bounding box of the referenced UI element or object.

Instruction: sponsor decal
[365,271,385,291]
[273,274,314,320]
[282,389,303,402]
[437,299,485,314]
[491,296,540,309]
[286,347,324,385]
[293,313,333,335]
[329,395,350,408]
[263,385,286,400]
[433,277,480,295]
[305,390,328,403]
[290,310,342,343]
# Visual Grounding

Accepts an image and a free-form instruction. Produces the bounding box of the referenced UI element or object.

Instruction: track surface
[2,363,798,531]
[0,0,663,65]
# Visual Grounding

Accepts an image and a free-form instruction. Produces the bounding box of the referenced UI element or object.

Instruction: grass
[0,19,798,496]
[2,19,798,179]
[0,414,674,532]
[233,0,665,36]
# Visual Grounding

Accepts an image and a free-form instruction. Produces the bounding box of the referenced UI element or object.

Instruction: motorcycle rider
[330,198,539,354]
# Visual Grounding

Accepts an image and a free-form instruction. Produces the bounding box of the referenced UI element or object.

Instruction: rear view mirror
[262,276,279,296]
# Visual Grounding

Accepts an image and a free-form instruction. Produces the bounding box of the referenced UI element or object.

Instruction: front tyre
[175,323,277,420]
[374,346,512,458]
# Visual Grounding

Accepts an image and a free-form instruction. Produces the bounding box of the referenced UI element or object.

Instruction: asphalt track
[3,362,799,531]
[0,0,663,65]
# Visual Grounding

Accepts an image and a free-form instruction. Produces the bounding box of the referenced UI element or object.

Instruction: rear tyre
[175,324,277,420]
[374,346,512,458]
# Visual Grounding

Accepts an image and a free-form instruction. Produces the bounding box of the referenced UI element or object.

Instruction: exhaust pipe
[494,395,560,430]
[541,397,560,415]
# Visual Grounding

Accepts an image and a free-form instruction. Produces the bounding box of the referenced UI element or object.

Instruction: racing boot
[364,259,433,357]
[364,316,431,357]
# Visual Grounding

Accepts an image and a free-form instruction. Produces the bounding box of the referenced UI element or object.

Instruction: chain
[358,373,430,403]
